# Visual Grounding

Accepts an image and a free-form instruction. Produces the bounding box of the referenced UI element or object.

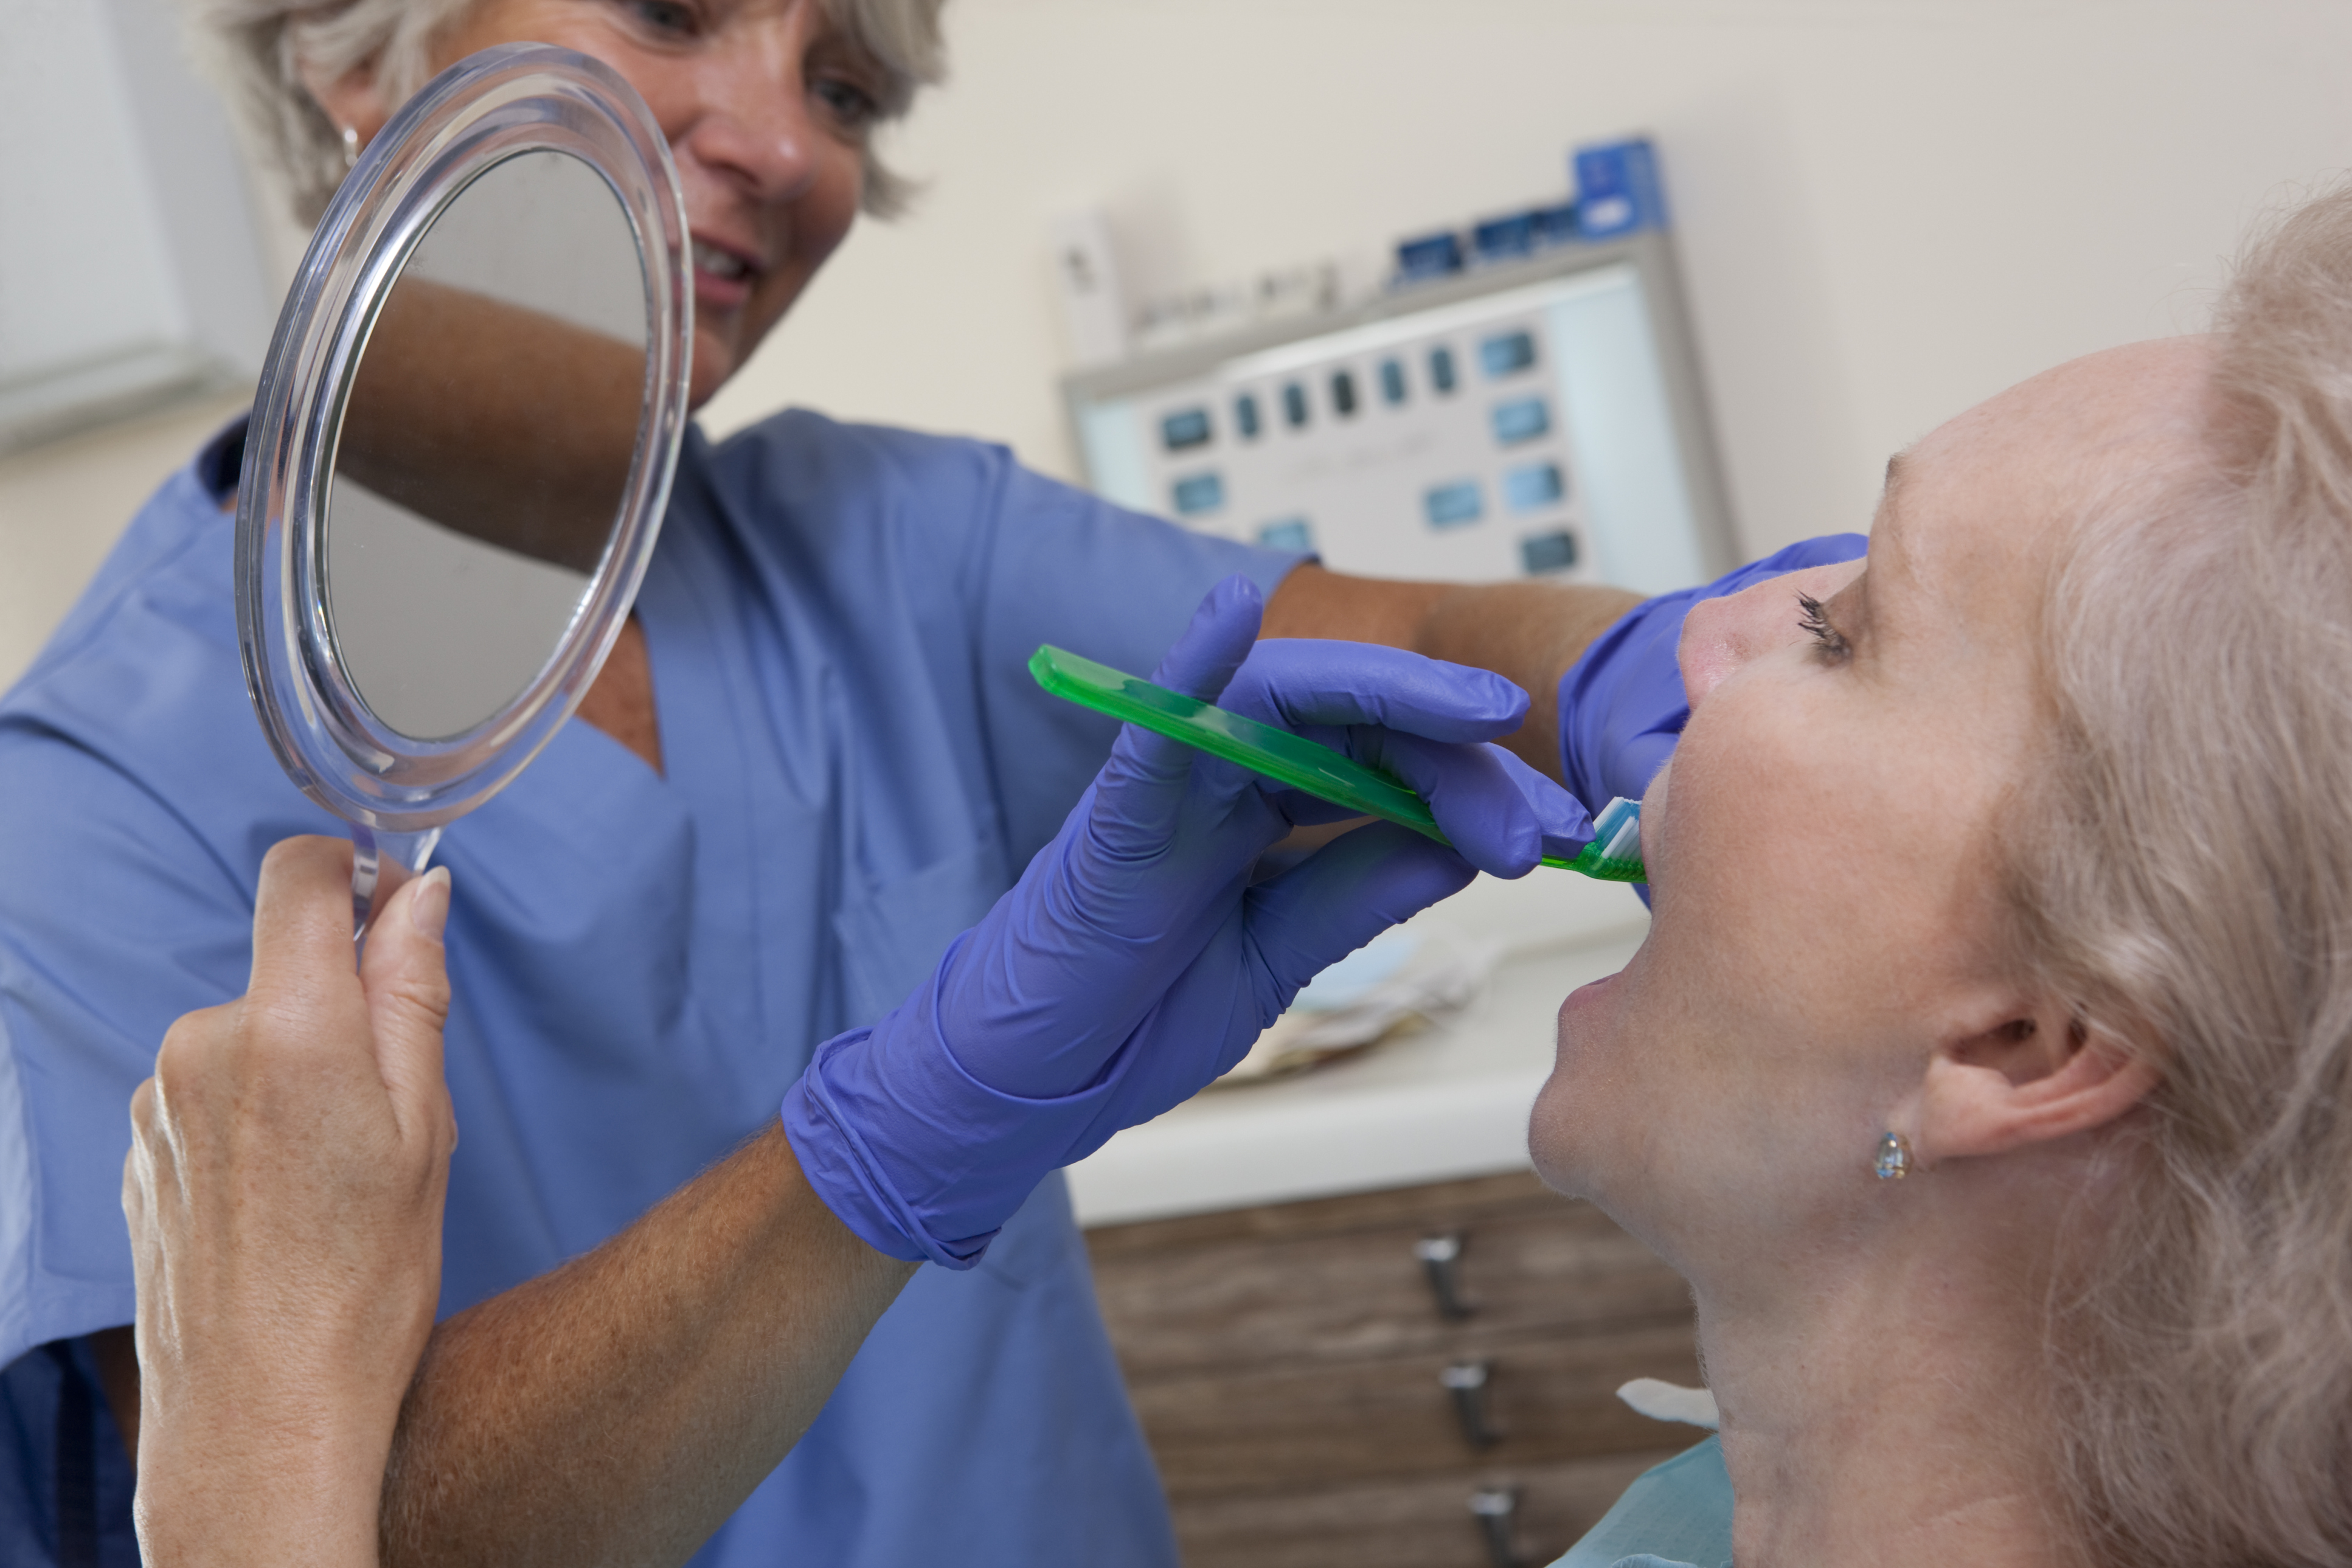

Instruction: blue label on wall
[1473,211,1539,262]
[1395,230,1466,281]
[1573,137,1668,238]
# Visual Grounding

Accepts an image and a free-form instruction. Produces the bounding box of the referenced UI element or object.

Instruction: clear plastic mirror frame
[236,44,690,835]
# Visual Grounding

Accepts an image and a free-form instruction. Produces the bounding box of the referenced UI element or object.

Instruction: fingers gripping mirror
[235,46,690,934]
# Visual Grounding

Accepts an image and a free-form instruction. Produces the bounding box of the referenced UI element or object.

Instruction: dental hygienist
[0,1,1858,1565]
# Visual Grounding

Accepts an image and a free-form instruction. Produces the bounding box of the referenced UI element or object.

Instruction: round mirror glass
[325,148,647,739]
[236,44,689,914]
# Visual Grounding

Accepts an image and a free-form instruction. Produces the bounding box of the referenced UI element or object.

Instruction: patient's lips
[1636,762,1670,890]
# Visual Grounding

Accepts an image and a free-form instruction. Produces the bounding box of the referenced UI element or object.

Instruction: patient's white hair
[181,0,946,224]
[2007,182,2352,1566]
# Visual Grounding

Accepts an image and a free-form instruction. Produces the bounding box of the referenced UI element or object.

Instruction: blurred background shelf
[1084,1169,1701,1568]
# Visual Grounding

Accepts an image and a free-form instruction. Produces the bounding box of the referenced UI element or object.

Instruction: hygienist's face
[344,0,879,407]
[1529,339,2213,1279]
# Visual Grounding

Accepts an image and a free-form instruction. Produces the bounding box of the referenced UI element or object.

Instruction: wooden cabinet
[1085,1170,1703,1568]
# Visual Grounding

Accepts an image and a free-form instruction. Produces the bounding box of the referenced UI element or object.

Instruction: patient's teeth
[692,240,749,280]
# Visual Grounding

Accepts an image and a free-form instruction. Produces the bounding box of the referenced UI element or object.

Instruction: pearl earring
[1873,1131,1912,1181]
[341,124,359,171]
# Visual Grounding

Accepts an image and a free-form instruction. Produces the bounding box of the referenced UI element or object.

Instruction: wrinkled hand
[1557,535,1871,811]
[124,836,456,1567]
[786,575,1594,1266]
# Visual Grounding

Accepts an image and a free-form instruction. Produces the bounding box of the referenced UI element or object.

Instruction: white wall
[9,0,2351,687]
[703,0,2352,554]
[0,392,248,685]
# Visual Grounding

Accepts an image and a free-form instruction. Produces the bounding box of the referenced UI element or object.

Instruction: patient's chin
[1527,1038,1606,1201]
[1525,1117,1592,1201]
[1531,963,1668,1211]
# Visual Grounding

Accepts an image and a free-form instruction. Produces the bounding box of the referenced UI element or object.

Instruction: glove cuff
[782,1032,990,1269]
[781,995,1133,1270]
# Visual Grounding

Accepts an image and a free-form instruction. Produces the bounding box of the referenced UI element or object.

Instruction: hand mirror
[235,44,690,931]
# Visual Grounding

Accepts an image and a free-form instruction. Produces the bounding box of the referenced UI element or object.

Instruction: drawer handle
[1468,1486,1521,1568]
[1440,1359,1499,1449]
[1414,1231,1473,1320]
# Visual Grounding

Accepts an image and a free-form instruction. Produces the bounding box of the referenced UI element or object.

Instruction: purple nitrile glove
[1556,535,1870,813]
[784,574,1594,1267]
[1224,639,1593,872]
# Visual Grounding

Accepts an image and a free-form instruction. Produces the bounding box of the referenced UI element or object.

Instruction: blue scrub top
[0,409,1301,1567]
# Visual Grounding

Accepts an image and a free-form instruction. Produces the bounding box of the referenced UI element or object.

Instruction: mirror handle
[352,824,445,948]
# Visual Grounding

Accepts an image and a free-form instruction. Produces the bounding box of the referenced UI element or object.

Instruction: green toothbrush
[1029,645,1646,882]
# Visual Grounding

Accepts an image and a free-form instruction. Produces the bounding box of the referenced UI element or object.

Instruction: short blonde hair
[2007,182,2352,1566]
[181,0,946,224]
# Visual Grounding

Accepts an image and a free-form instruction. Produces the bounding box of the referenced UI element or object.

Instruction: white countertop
[1066,879,1650,1227]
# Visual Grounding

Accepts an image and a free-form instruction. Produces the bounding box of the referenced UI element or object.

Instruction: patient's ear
[1913,1005,2159,1165]
[297,53,394,147]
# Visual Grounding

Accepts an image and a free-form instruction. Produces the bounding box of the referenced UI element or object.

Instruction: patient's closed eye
[1797,593,1851,661]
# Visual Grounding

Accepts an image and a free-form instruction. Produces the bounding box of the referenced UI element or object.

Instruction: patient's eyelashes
[1797,593,1851,662]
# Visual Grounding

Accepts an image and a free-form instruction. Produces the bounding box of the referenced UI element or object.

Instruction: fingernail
[410,866,452,942]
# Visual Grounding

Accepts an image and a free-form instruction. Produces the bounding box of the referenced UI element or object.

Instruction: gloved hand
[785,574,1592,1266]
[1556,535,1870,811]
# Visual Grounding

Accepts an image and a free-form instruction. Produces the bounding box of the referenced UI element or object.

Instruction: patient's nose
[1678,560,1867,708]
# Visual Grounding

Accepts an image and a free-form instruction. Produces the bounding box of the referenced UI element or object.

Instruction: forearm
[341,279,642,573]
[1261,564,1641,780]
[380,1123,916,1568]
[1412,579,1642,779]
[136,1421,389,1568]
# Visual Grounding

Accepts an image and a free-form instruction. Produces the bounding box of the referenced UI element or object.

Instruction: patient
[1538,184,2352,1566]
[127,185,2352,1567]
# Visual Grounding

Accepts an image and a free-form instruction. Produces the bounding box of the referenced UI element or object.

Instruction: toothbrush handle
[1030,646,1647,881]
